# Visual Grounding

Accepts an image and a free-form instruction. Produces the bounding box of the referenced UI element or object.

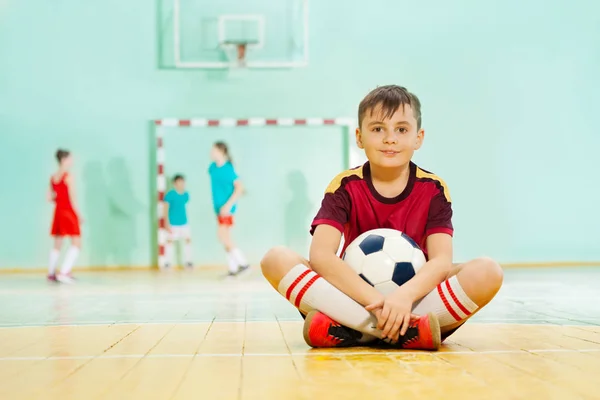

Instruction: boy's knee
[260,246,307,284]
[260,246,290,275]
[469,257,503,292]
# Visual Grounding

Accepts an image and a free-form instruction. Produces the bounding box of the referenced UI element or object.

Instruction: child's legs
[412,257,503,336]
[261,246,380,340]
[217,225,234,252]
[53,237,64,250]
[165,228,181,265]
[447,257,503,307]
[49,237,64,275]
[261,246,310,290]
[60,236,81,275]
[70,236,82,249]
[180,225,192,264]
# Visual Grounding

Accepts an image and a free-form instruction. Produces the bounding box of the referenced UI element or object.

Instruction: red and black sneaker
[303,311,363,348]
[389,312,441,351]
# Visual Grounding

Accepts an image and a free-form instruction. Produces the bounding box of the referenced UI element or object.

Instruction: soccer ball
[342,228,426,296]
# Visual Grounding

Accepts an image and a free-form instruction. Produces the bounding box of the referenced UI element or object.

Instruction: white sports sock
[278,264,379,342]
[412,275,478,328]
[184,243,192,265]
[232,248,248,266]
[60,246,80,275]
[227,252,239,273]
[164,242,174,266]
[48,249,60,275]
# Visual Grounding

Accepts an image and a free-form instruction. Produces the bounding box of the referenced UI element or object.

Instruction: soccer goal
[152,117,357,269]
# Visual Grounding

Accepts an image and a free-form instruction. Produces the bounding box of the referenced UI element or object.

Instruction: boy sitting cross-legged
[261,85,503,350]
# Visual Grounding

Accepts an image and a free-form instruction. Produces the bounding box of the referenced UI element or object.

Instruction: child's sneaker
[303,311,362,348]
[237,265,251,274]
[47,274,57,282]
[390,312,441,351]
[56,274,76,284]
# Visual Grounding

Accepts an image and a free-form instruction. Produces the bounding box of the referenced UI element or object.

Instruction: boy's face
[174,179,185,191]
[356,104,424,169]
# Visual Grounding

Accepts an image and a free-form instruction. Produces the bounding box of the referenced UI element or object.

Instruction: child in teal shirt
[163,174,193,269]
[209,142,249,276]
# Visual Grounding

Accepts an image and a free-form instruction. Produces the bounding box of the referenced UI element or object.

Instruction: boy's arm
[401,184,454,301]
[310,224,384,307]
[163,201,171,232]
[220,180,244,215]
[396,233,453,302]
[370,233,453,341]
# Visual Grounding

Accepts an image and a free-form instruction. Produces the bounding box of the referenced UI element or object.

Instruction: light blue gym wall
[0,0,599,269]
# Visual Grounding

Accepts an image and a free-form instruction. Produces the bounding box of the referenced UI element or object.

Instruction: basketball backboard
[160,0,308,69]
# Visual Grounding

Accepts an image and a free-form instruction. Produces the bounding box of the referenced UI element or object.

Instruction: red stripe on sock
[445,280,472,316]
[294,275,320,308]
[285,270,311,301]
[437,284,461,321]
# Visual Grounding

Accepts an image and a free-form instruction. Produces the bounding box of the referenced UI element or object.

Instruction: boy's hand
[366,289,418,341]
[219,203,232,216]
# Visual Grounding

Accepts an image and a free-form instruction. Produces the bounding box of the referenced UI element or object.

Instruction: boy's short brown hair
[358,85,422,130]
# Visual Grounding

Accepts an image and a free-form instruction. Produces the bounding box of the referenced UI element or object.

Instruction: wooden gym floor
[0,267,599,399]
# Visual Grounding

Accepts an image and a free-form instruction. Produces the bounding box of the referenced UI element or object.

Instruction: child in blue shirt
[209,142,249,276]
[163,174,193,269]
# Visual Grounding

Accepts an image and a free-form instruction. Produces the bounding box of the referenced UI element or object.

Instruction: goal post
[152,117,357,269]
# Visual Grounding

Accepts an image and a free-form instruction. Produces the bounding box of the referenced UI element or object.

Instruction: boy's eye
[372,127,382,132]
[397,127,407,133]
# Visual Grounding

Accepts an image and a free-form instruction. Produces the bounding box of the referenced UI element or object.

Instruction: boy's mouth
[380,150,399,156]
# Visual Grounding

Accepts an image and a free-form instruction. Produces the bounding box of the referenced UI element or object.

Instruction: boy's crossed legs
[261,246,503,350]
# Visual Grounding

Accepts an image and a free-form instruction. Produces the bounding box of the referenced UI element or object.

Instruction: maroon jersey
[310,161,453,257]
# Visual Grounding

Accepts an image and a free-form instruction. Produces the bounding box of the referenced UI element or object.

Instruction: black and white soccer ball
[342,228,426,295]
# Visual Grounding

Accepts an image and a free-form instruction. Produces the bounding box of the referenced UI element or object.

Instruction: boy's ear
[415,128,425,150]
[355,128,364,149]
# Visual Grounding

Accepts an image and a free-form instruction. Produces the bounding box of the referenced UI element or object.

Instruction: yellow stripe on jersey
[416,168,452,203]
[325,166,364,194]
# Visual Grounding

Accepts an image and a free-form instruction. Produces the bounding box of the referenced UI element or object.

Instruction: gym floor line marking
[1,348,599,361]
[0,321,598,329]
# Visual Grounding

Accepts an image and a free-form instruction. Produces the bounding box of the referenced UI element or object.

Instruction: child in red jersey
[260,86,503,350]
[47,149,82,284]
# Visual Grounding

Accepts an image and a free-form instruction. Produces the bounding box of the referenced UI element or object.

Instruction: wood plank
[197,322,244,355]
[103,324,174,355]
[241,356,301,399]
[9,325,140,357]
[243,322,289,355]
[40,358,140,400]
[172,357,241,400]
[148,323,212,355]
[0,359,89,399]
[99,358,191,400]
[488,352,599,398]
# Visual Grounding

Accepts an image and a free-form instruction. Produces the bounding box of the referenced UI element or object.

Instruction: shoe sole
[426,312,442,350]
[302,310,319,347]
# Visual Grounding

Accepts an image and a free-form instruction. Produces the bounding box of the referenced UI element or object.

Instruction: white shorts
[168,224,191,241]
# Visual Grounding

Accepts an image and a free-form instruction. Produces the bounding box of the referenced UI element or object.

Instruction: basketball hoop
[221,40,258,68]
